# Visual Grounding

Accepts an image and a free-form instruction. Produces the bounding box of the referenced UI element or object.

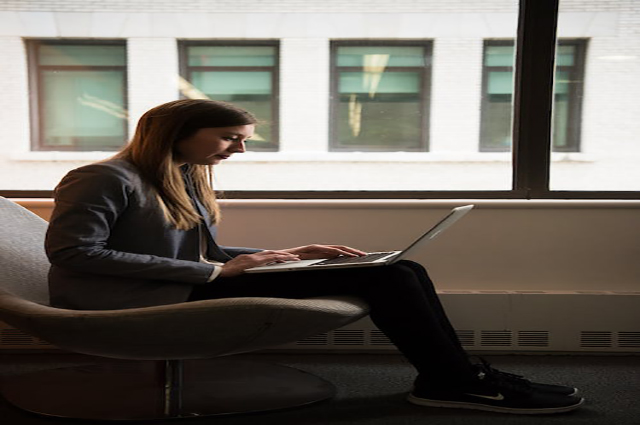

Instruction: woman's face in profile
[174,124,255,165]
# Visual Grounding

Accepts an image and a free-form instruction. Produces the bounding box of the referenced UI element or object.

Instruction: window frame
[329,40,433,152]
[26,39,128,152]
[177,39,280,152]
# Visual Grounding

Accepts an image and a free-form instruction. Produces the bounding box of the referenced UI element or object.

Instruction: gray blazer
[45,158,260,310]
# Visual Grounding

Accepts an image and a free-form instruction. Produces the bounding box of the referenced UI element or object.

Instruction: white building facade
[0,0,638,192]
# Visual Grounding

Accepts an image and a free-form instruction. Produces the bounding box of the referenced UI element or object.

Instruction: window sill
[228,151,594,163]
[11,198,640,210]
[8,151,594,163]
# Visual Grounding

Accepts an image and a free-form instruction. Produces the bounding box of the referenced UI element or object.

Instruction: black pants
[188,260,475,383]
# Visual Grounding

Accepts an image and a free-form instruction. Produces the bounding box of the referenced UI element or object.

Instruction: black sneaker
[407,366,584,415]
[476,358,579,396]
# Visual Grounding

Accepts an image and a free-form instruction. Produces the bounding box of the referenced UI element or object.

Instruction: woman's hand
[281,244,367,260]
[219,250,301,277]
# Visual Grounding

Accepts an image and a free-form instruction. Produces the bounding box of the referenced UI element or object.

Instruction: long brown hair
[116,99,257,230]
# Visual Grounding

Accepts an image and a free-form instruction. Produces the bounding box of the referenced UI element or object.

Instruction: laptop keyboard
[310,252,395,266]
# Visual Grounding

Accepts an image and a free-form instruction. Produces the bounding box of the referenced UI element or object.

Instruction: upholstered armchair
[0,197,369,420]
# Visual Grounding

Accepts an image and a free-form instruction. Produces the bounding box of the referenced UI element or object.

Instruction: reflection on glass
[36,43,127,150]
[333,44,429,151]
[183,44,277,151]
[480,41,584,152]
[187,46,276,67]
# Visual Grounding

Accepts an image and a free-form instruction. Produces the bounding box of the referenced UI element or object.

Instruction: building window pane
[187,46,276,67]
[181,42,279,152]
[480,40,586,153]
[336,46,426,67]
[39,45,126,67]
[30,41,128,151]
[330,42,431,152]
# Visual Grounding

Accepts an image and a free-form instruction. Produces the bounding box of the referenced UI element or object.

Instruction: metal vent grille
[0,329,51,347]
[618,332,640,348]
[370,330,393,346]
[333,330,365,346]
[456,330,475,347]
[481,330,512,347]
[517,331,550,347]
[580,331,613,348]
[296,332,329,346]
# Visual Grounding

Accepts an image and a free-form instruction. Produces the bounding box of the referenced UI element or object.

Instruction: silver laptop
[245,204,474,273]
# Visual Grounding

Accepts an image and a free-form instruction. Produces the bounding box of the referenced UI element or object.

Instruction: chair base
[0,358,335,421]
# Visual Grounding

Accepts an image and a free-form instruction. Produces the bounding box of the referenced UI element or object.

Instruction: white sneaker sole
[407,393,585,415]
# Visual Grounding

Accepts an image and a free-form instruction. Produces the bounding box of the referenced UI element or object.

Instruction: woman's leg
[189,260,475,384]
[190,260,584,414]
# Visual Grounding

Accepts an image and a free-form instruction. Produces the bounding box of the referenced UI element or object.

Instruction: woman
[45,99,584,415]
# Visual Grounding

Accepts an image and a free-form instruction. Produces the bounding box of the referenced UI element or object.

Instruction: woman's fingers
[284,244,367,259]
[257,250,301,264]
[219,251,300,278]
[326,245,367,257]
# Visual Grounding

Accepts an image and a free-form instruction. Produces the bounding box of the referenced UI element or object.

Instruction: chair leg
[163,359,183,417]
[0,357,336,421]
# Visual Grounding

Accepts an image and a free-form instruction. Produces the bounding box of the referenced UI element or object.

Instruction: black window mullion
[512,0,559,198]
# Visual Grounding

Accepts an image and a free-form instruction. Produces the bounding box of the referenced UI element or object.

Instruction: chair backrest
[0,197,50,305]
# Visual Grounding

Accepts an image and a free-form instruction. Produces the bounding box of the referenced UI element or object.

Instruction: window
[480,39,586,152]
[27,40,128,151]
[179,41,279,151]
[330,41,432,152]
[2,1,638,198]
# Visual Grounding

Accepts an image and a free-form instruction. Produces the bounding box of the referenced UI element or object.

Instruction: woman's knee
[391,260,430,278]
[386,261,436,290]
[373,262,425,288]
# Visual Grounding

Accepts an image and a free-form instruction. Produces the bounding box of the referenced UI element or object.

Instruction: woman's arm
[45,164,216,285]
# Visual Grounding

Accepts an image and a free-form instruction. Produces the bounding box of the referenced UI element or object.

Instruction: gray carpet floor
[0,352,639,425]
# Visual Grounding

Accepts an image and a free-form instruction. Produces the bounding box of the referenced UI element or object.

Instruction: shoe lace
[474,357,533,393]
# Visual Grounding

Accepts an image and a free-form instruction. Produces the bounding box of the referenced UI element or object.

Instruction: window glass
[331,44,428,152]
[38,45,126,66]
[34,42,127,151]
[339,71,420,94]
[484,45,514,67]
[187,46,276,67]
[42,70,126,148]
[480,40,584,153]
[182,43,278,151]
[336,46,425,67]
[192,71,272,95]
[337,73,422,149]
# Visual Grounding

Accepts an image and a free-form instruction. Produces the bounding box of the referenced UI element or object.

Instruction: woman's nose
[230,140,246,153]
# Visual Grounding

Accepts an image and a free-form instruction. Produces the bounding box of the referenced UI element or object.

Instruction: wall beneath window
[16,198,640,292]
